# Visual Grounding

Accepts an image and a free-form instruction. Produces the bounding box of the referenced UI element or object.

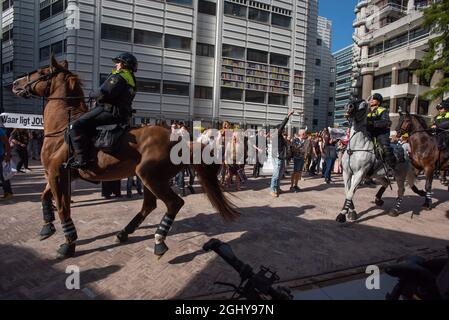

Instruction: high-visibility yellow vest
[111,69,136,89]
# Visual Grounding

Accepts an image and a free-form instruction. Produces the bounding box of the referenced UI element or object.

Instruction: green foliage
[416,0,449,100]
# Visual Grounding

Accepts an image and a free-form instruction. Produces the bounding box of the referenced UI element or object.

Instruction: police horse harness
[12,57,239,259]
[336,100,425,223]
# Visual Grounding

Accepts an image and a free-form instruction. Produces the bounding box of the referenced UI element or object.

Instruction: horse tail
[189,142,239,222]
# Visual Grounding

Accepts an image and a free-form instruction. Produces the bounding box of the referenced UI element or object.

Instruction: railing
[367,32,430,58]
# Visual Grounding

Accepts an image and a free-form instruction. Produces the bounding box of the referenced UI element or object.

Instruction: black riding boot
[68,132,90,169]
[383,145,396,170]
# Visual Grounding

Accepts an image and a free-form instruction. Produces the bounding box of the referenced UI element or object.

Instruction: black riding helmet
[112,52,138,73]
[371,93,383,105]
[436,99,449,111]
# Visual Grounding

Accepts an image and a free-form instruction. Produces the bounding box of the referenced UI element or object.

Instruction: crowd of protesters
[0,115,413,202]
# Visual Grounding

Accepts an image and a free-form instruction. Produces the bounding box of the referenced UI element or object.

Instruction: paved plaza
[1,162,449,299]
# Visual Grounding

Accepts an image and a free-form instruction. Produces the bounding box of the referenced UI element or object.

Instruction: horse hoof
[422,202,432,211]
[348,211,358,221]
[375,198,384,207]
[56,242,76,259]
[154,242,169,257]
[115,231,128,243]
[39,223,56,241]
[336,213,346,223]
[388,209,399,217]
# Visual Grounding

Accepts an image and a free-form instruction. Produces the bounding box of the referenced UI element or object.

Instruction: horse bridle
[21,69,56,99]
[397,114,432,137]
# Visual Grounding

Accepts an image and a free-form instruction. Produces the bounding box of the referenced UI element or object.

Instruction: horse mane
[410,114,430,130]
[64,71,88,112]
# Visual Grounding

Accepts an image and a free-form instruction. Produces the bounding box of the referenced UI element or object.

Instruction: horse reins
[20,70,92,138]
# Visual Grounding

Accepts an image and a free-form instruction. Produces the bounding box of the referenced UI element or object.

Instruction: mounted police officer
[68,52,138,169]
[366,93,396,169]
[431,99,449,150]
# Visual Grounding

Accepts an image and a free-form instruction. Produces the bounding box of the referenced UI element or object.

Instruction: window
[195,86,213,99]
[245,90,265,103]
[396,97,413,113]
[315,79,321,87]
[163,81,189,96]
[418,100,429,115]
[164,35,191,51]
[247,49,268,64]
[198,0,216,15]
[222,44,245,59]
[2,27,12,41]
[166,0,193,6]
[51,40,64,55]
[196,43,214,57]
[40,5,51,21]
[317,38,322,46]
[248,8,269,23]
[137,78,160,93]
[314,99,319,106]
[2,0,12,11]
[39,45,50,61]
[315,59,321,66]
[271,13,291,28]
[374,73,392,89]
[134,29,162,47]
[268,93,288,106]
[51,0,64,15]
[2,61,13,73]
[398,69,413,85]
[270,53,289,66]
[419,75,431,86]
[101,24,132,42]
[330,67,335,73]
[329,97,334,102]
[313,119,318,126]
[330,82,334,88]
[221,87,243,101]
[224,1,247,18]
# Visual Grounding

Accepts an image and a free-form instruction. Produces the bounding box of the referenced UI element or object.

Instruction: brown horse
[12,56,238,259]
[396,112,449,210]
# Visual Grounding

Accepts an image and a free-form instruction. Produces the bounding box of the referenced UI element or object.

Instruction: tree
[417,0,449,100]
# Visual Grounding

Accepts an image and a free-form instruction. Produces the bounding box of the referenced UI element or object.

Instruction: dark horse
[396,112,449,210]
[11,57,239,259]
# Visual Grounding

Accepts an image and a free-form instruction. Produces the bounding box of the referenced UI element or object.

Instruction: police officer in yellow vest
[69,52,138,169]
[431,99,449,150]
[366,93,396,169]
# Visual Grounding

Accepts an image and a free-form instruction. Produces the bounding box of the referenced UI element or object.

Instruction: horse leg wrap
[62,219,78,243]
[411,185,425,197]
[341,199,354,212]
[42,199,55,223]
[394,197,403,210]
[425,191,433,201]
[155,215,174,244]
[375,186,387,200]
[124,213,145,235]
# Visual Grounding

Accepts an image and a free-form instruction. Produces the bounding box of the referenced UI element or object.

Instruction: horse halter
[21,69,57,98]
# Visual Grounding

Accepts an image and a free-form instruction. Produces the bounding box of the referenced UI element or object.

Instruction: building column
[410,96,418,114]
[362,73,373,99]
[391,64,399,85]
[390,97,398,113]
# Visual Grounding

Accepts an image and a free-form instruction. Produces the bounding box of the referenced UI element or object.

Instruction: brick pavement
[1,162,449,299]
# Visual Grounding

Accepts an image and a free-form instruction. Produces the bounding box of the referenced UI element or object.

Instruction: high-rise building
[2,0,332,130]
[333,45,353,127]
[352,0,444,123]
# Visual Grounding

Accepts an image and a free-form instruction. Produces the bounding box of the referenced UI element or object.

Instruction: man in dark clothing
[0,120,13,200]
[269,111,294,197]
[432,99,449,150]
[366,93,396,169]
[68,52,138,169]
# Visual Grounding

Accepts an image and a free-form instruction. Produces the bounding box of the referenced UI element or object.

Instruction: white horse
[336,100,425,223]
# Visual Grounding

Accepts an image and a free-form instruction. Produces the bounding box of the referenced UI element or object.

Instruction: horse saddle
[93,124,128,153]
[64,124,128,154]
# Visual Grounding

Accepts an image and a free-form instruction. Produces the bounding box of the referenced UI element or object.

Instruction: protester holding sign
[0,120,13,200]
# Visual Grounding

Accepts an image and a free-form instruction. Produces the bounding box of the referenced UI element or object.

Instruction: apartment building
[333,44,353,127]
[352,0,444,121]
[1,0,332,130]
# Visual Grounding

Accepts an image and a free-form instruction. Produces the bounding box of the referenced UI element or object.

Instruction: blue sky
[319,0,358,53]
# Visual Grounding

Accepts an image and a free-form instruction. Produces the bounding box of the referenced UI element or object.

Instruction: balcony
[353,16,367,28]
[356,0,370,9]
[373,83,430,99]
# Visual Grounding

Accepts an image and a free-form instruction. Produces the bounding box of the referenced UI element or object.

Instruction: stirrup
[63,156,76,169]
